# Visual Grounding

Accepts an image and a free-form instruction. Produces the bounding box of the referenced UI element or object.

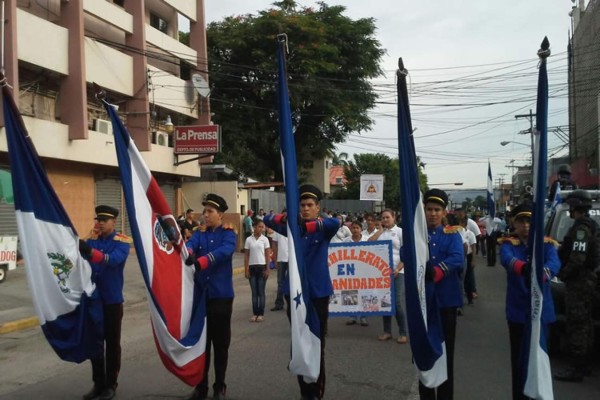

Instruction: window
[335,177,343,184]
[113,0,125,7]
[150,13,168,34]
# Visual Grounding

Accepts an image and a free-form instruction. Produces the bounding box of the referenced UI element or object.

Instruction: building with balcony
[0,0,212,236]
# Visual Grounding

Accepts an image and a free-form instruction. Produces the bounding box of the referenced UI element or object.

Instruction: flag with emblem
[396,59,447,387]
[487,162,495,218]
[276,35,321,381]
[524,37,554,400]
[2,85,103,362]
[101,98,206,386]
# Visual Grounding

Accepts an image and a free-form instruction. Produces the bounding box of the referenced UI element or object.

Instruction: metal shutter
[0,202,18,236]
[95,178,131,236]
[159,183,176,215]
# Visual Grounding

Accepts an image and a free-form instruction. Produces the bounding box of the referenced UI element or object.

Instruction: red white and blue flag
[2,85,103,362]
[276,35,321,381]
[524,37,553,400]
[396,59,447,387]
[101,99,207,386]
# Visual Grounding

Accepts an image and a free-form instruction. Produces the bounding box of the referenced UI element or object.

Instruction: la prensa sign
[174,125,221,155]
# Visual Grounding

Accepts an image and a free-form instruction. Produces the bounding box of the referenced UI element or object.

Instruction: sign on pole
[360,174,384,201]
[174,125,221,155]
[328,241,394,316]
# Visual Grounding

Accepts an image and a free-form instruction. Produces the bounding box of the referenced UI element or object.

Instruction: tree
[473,195,487,211]
[206,1,384,181]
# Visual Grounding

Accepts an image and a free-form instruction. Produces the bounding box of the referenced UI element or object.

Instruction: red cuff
[197,256,209,270]
[513,260,525,275]
[433,266,444,283]
[90,249,104,264]
[305,221,318,234]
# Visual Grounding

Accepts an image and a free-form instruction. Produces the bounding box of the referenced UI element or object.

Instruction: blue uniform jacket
[428,225,464,308]
[499,236,561,324]
[264,215,339,299]
[186,225,237,299]
[86,231,131,304]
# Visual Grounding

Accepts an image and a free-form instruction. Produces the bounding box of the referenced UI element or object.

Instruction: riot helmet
[565,189,592,212]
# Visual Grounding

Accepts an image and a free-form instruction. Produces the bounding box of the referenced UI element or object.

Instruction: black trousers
[508,322,533,400]
[419,307,457,400]
[486,234,497,266]
[285,295,329,399]
[91,303,123,389]
[196,298,233,396]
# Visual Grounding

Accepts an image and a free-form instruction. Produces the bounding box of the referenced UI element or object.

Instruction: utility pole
[515,109,536,169]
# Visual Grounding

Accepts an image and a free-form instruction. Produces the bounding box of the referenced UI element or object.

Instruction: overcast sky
[204,0,581,189]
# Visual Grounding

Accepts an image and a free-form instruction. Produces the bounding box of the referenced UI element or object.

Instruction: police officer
[554,190,599,382]
[264,184,340,400]
[498,203,560,399]
[548,164,578,202]
[184,194,237,400]
[420,189,464,400]
[79,205,132,400]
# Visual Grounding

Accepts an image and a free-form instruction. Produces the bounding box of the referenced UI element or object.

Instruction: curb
[1,266,246,335]
[0,316,39,334]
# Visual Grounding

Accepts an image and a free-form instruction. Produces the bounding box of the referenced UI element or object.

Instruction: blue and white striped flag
[487,162,495,219]
[2,85,103,362]
[524,37,554,400]
[396,59,447,387]
[550,184,561,210]
[276,35,321,381]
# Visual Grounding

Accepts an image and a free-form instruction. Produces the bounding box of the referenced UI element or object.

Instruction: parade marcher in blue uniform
[184,194,237,400]
[499,202,560,399]
[420,189,464,400]
[79,205,131,400]
[264,184,340,400]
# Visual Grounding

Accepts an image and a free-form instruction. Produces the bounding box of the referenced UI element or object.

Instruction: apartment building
[0,0,211,236]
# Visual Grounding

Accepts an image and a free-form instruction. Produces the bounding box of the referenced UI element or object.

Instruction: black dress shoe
[98,387,116,400]
[554,367,584,382]
[83,386,103,400]
[270,306,283,311]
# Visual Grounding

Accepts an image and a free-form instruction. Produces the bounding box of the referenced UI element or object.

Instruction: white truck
[0,236,19,283]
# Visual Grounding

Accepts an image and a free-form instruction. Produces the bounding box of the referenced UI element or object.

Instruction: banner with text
[328,241,394,316]
[359,174,384,201]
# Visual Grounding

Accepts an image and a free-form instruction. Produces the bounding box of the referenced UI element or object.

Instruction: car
[544,192,600,355]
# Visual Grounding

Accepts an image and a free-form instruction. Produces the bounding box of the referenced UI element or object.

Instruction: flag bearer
[79,205,131,400]
[184,194,237,400]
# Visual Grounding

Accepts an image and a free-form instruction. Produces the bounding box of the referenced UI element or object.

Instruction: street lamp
[500,141,530,147]
[428,182,463,186]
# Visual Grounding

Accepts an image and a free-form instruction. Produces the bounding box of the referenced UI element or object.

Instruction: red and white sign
[174,125,221,155]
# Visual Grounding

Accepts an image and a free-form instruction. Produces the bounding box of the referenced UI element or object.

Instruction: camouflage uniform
[556,215,599,379]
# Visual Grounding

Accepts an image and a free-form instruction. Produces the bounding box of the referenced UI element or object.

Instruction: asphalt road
[1,252,600,399]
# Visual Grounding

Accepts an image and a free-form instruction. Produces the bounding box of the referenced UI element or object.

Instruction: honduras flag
[524,37,554,400]
[487,162,495,219]
[2,86,103,362]
[101,98,207,386]
[276,35,321,381]
[550,184,561,210]
[396,59,447,387]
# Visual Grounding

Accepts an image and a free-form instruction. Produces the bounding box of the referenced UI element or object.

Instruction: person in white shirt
[455,207,481,237]
[344,221,369,327]
[482,214,503,267]
[459,217,478,305]
[330,214,352,243]
[270,210,289,312]
[244,219,271,322]
[361,212,378,241]
[369,209,408,344]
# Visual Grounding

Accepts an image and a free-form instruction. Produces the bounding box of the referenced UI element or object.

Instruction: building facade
[0,0,211,236]
[568,0,600,188]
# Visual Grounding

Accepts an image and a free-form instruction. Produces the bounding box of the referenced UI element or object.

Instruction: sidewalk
[0,251,245,334]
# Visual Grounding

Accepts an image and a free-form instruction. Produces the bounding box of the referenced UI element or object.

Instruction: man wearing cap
[548,164,578,202]
[243,209,254,240]
[79,205,132,400]
[420,189,464,400]
[264,184,340,400]
[184,194,237,400]
[499,202,560,398]
[554,190,599,382]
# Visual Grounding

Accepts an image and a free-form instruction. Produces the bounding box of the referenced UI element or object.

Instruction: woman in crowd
[244,218,271,322]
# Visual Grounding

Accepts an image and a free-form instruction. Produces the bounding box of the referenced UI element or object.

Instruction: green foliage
[206,1,384,181]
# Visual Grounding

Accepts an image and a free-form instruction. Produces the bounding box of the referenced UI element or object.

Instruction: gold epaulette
[544,236,559,247]
[222,223,236,233]
[114,233,133,244]
[498,236,520,246]
[443,225,461,234]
